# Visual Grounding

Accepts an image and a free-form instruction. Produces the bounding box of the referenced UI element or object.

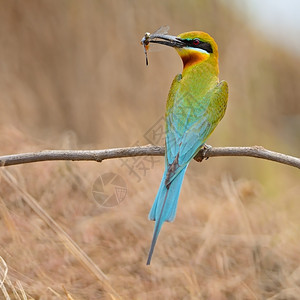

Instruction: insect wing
[152,25,169,36]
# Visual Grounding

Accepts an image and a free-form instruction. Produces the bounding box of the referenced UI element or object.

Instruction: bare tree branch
[0,145,299,169]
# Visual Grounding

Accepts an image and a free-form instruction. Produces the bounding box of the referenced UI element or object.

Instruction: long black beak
[141,32,185,66]
[141,33,185,48]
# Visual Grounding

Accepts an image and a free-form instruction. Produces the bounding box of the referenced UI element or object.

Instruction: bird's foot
[194,144,212,162]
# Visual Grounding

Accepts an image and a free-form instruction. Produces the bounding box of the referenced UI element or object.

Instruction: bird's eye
[192,39,200,46]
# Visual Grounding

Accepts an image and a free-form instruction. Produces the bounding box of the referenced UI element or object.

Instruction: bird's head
[143,31,218,71]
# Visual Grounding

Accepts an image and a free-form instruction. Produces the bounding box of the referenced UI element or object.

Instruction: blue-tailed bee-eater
[141,29,228,264]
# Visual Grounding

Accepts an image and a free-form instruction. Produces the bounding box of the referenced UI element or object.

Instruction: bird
[141,30,228,265]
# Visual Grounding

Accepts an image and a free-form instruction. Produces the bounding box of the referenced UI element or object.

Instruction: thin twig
[0,145,299,169]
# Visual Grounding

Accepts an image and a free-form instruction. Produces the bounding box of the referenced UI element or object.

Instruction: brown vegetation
[0,0,299,299]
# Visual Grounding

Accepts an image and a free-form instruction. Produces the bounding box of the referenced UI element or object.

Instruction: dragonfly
[140,26,170,66]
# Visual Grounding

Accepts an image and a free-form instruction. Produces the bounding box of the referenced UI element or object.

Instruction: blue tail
[146,165,188,265]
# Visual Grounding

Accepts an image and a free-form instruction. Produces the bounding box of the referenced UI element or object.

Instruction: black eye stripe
[185,39,213,53]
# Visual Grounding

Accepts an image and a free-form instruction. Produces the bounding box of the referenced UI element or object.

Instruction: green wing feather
[165,78,228,184]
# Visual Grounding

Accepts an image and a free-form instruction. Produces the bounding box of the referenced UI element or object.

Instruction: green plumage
[165,62,228,181]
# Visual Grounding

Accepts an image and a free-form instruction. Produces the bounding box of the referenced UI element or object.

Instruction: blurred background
[0,0,299,299]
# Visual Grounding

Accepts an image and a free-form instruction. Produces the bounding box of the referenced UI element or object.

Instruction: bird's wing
[165,80,228,184]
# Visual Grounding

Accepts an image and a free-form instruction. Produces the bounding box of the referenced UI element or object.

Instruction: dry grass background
[0,0,300,299]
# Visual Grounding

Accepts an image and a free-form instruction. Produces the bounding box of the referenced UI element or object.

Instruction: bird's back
[165,62,228,171]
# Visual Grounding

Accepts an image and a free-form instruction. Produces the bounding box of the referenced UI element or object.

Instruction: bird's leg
[194,144,212,162]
